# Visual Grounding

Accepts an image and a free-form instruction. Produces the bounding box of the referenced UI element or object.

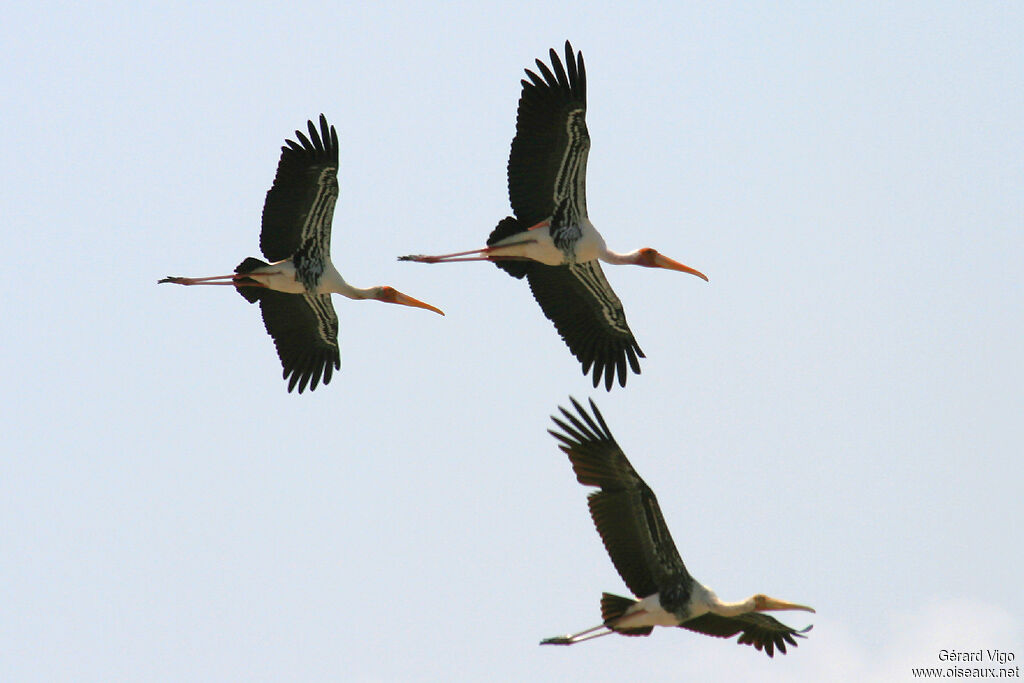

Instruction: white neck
[690,583,757,618]
[319,265,377,300]
[599,248,642,266]
[335,284,379,300]
[711,596,758,617]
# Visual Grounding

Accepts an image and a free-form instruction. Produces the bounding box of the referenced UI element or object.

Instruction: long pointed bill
[653,254,709,281]
[759,597,816,613]
[390,291,445,316]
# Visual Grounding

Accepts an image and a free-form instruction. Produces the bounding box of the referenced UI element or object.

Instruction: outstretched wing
[681,613,812,658]
[527,261,643,390]
[253,289,340,393]
[508,41,589,243]
[260,115,339,266]
[549,398,690,597]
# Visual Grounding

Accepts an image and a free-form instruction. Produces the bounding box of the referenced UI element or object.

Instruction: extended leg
[158,274,267,287]
[539,624,613,646]
[398,247,492,263]
[398,238,538,264]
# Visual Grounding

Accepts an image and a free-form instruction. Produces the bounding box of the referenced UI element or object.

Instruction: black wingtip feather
[548,48,569,90]
[534,58,558,89]
[549,397,620,465]
[306,119,322,153]
[569,397,605,438]
[587,398,613,437]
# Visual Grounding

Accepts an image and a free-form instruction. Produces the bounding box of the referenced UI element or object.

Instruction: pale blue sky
[1,2,1021,681]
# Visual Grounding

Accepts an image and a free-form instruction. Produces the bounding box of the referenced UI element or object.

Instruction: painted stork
[541,398,814,656]
[160,115,444,393]
[399,42,707,390]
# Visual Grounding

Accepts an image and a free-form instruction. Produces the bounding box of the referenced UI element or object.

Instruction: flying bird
[400,42,707,390]
[541,398,814,656]
[160,115,444,393]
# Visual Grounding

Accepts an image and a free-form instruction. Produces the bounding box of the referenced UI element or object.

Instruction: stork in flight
[160,115,444,393]
[541,398,814,656]
[400,42,707,390]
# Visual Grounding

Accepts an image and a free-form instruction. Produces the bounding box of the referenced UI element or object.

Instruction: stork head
[633,248,709,281]
[374,286,445,315]
[753,594,816,613]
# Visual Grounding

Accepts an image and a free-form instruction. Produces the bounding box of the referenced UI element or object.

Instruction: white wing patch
[569,261,630,335]
[294,166,339,291]
[304,293,340,349]
[551,108,591,248]
[301,165,339,253]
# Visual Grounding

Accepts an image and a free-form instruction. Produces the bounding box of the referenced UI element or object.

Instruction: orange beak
[653,253,709,282]
[390,290,445,316]
[758,597,816,613]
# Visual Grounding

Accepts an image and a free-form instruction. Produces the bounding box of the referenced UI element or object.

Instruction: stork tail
[487,216,532,279]
[600,593,653,637]
[234,257,269,303]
